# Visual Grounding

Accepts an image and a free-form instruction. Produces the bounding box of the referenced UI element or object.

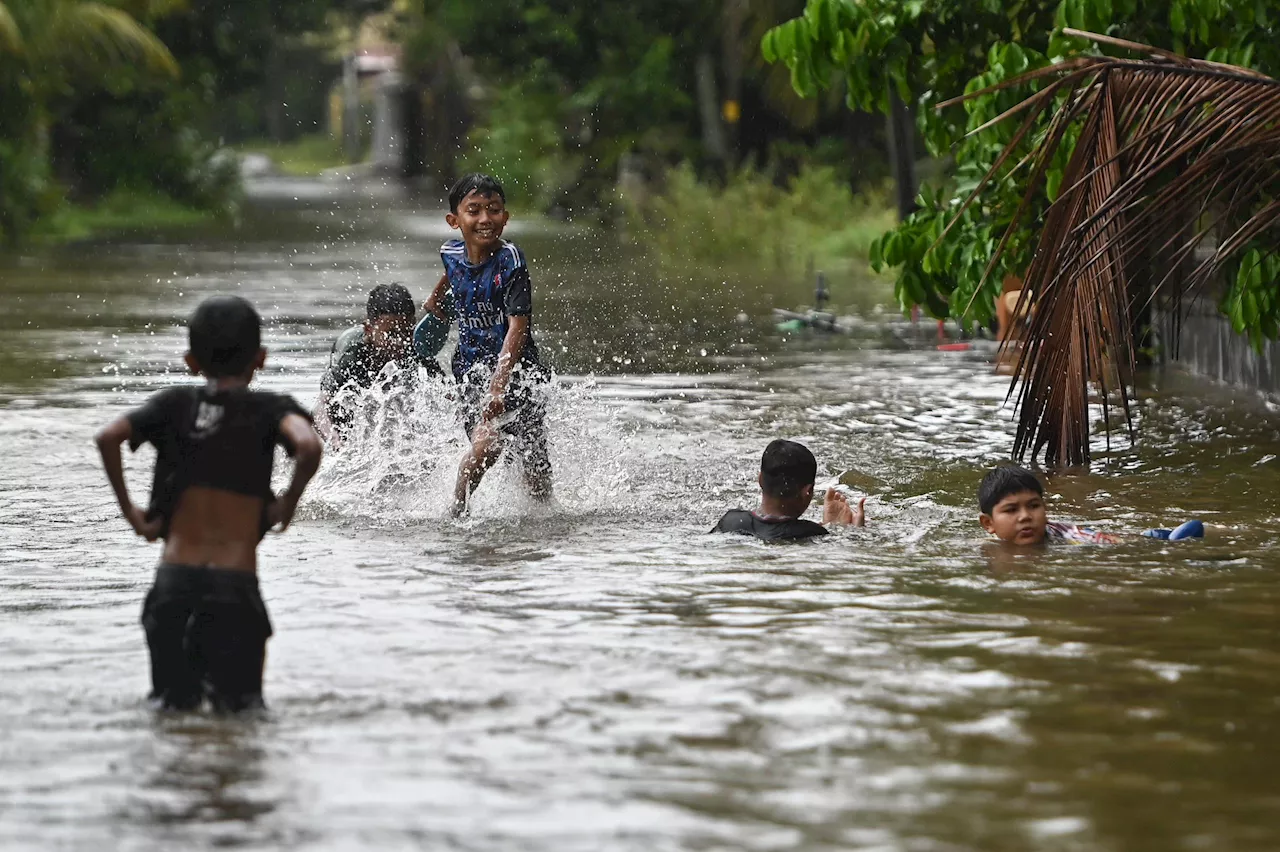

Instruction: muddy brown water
[2,182,1279,851]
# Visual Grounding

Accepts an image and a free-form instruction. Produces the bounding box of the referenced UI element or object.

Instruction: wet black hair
[366,282,415,320]
[760,439,818,499]
[188,295,262,377]
[448,173,506,213]
[978,465,1044,515]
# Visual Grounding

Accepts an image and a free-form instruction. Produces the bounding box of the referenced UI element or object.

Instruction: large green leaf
[47,2,179,77]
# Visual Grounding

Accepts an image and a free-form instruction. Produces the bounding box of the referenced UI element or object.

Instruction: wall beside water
[1155,299,1280,397]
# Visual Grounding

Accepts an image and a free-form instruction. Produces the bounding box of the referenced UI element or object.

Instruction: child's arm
[267,413,323,532]
[423,273,450,319]
[481,315,529,422]
[823,489,866,527]
[311,391,334,442]
[94,417,162,541]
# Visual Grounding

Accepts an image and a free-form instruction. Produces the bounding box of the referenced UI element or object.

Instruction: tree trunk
[401,85,426,180]
[343,54,361,161]
[696,53,727,174]
[886,88,917,221]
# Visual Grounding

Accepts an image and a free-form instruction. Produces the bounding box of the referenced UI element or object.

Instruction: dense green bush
[52,86,240,213]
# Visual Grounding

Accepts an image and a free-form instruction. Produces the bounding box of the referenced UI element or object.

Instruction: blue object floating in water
[413,290,455,360]
[1142,519,1205,541]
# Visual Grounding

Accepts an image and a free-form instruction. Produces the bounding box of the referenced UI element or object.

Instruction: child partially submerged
[978,465,1203,546]
[712,439,866,541]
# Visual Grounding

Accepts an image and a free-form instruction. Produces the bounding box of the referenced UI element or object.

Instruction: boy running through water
[94,296,322,712]
[424,174,552,516]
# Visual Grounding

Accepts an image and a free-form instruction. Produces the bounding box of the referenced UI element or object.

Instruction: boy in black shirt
[95,295,322,712]
[315,282,444,441]
[713,439,866,540]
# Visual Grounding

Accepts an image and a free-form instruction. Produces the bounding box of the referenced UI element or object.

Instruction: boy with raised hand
[315,282,443,441]
[713,439,867,541]
[95,295,322,713]
[423,173,552,516]
[978,465,1204,545]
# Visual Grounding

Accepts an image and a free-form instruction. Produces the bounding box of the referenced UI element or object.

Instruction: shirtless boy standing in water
[95,296,322,712]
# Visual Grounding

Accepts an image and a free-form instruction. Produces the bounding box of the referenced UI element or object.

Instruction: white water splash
[302,363,635,524]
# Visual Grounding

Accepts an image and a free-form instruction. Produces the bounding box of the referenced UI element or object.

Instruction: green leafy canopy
[763,0,1280,334]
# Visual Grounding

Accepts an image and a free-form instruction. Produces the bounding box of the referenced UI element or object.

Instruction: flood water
[3,181,1280,851]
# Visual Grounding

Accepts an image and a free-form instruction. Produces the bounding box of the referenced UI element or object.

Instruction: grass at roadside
[622,164,897,313]
[30,188,221,243]
[235,134,352,176]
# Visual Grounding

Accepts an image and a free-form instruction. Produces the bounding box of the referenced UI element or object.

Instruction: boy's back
[95,296,321,713]
[130,384,311,547]
[713,509,829,541]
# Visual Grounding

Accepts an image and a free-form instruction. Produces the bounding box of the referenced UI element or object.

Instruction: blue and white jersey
[440,239,542,379]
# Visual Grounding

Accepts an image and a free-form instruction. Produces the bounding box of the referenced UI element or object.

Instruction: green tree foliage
[403,0,878,212]
[406,0,714,207]
[153,0,385,139]
[0,0,391,241]
[0,0,184,240]
[764,0,1280,333]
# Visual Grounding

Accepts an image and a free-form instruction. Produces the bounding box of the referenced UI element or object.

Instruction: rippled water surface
[3,184,1280,851]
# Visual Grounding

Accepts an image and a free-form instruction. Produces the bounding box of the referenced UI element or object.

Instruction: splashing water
[6,195,1280,851]
[304,364,635,524]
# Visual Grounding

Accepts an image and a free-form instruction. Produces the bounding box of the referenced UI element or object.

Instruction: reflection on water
[2,188,1280,850]
[123,719,282,845]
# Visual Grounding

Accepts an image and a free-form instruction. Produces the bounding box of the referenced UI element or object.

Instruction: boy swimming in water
[713,439,866,540]
[422,173,552,516]
[978,465,1203,545]
[94,296,322,712]
[315,282,444,441]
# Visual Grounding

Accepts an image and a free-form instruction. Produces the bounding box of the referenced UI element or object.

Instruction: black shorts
[458,367,551,480]
[141,563,273,713]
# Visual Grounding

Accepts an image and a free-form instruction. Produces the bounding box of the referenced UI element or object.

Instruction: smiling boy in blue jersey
[423,174,552,516]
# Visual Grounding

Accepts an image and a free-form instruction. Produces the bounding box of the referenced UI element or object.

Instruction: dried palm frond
[943,29,1280,465]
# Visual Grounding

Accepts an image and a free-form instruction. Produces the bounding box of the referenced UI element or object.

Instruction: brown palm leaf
[944,29,1280,465]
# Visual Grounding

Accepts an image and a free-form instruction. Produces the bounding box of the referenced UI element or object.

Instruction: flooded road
[2,183,1280,851]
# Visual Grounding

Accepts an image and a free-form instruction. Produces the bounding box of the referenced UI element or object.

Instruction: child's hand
[125,504,162,541]
[267,495,300,532]
[823,489,866,527]
[423,295,448,320]
[480,392,505,423]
